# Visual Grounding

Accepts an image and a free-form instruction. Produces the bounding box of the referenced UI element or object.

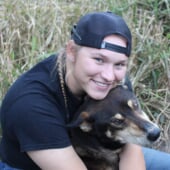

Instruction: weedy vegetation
[0,0,170,151]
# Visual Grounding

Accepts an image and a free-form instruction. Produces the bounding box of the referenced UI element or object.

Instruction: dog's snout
[147,127,160,141]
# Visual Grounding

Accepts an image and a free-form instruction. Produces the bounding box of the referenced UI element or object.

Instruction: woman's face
[66,35,128,100]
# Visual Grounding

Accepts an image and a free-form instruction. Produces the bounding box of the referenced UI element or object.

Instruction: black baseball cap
[71,11,132,57]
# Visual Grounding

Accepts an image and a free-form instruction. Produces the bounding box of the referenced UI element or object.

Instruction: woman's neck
[65,60,85,98]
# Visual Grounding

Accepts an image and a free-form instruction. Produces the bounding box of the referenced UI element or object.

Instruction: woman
[0,11,169,170]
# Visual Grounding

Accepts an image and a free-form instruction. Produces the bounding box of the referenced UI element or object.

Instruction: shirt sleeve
[9,93,71,152]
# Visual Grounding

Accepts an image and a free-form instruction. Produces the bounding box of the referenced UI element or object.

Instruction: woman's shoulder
[1,53,63,114]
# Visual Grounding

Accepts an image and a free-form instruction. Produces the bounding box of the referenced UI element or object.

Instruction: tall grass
[0,0,170,151]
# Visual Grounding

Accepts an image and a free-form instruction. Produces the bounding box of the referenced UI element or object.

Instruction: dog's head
[68,85,160,149]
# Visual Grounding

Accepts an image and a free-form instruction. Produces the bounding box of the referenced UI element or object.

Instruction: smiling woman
[0,11,170,170]
[65,36,128,100]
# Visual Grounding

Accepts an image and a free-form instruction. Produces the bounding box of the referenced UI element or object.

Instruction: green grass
[0,0,170,151]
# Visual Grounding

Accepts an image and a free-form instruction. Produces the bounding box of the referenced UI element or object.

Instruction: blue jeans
[0,147,170,170]
[0,162,21,170]
[142,147,170,170]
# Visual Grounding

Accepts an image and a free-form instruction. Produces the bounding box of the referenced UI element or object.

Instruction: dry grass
[0,0,170,152]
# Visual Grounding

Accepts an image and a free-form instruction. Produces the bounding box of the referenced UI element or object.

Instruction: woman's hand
[119,143,146,170]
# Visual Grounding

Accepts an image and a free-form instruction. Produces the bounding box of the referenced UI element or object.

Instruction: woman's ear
[66,40,77,62]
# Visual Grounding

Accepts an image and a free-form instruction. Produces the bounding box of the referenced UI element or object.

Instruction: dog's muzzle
[147,126,161,141]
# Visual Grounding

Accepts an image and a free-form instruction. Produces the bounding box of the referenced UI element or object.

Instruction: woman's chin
[88,91,108,100]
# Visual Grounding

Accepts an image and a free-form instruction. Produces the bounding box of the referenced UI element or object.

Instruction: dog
[68,80,160,170]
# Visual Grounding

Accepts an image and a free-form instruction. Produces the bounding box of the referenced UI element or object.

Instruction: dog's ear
[78,111,93,132]
[79,119,92,132]
[67,111,93,132]
[122,75,133,92]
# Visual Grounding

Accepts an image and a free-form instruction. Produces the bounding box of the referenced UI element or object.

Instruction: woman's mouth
[93,80,112,89]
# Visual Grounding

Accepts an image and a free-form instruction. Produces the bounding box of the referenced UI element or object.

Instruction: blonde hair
[56,48,68,109]
[56,42,81,109]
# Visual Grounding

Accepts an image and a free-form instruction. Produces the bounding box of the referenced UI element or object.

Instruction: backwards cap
[71,11,132,57]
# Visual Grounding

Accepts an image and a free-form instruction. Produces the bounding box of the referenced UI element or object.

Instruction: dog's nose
[147,127,161,141]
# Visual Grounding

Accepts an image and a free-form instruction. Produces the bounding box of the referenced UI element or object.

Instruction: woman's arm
[27,146,87,170]
[28,143,146,170]
[119,143,146,170]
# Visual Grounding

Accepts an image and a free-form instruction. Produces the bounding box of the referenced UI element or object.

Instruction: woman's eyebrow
[91,52,128,63]
[91,52,107,58]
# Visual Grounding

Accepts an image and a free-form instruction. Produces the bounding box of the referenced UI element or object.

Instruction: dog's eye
[111,118,124,125]
[110,114,125,126]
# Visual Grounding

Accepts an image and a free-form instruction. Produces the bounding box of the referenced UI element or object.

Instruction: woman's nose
[101,66,115,82]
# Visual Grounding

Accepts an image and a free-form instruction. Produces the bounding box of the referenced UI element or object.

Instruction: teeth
[95,81,108,87]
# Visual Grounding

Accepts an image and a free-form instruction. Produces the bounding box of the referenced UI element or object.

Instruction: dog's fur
[68,81,160,170]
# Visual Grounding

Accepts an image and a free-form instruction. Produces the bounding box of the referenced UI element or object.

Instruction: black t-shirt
[0,54,82,170]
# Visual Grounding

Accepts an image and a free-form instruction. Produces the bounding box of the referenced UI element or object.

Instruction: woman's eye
[115,63,127,69]
[94,58,104,64]
[115,63,124,67]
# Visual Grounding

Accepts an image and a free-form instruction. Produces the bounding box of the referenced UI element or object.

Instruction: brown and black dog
[68,80,160,170]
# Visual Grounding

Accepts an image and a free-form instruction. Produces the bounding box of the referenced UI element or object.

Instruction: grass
[0,0,170,151]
